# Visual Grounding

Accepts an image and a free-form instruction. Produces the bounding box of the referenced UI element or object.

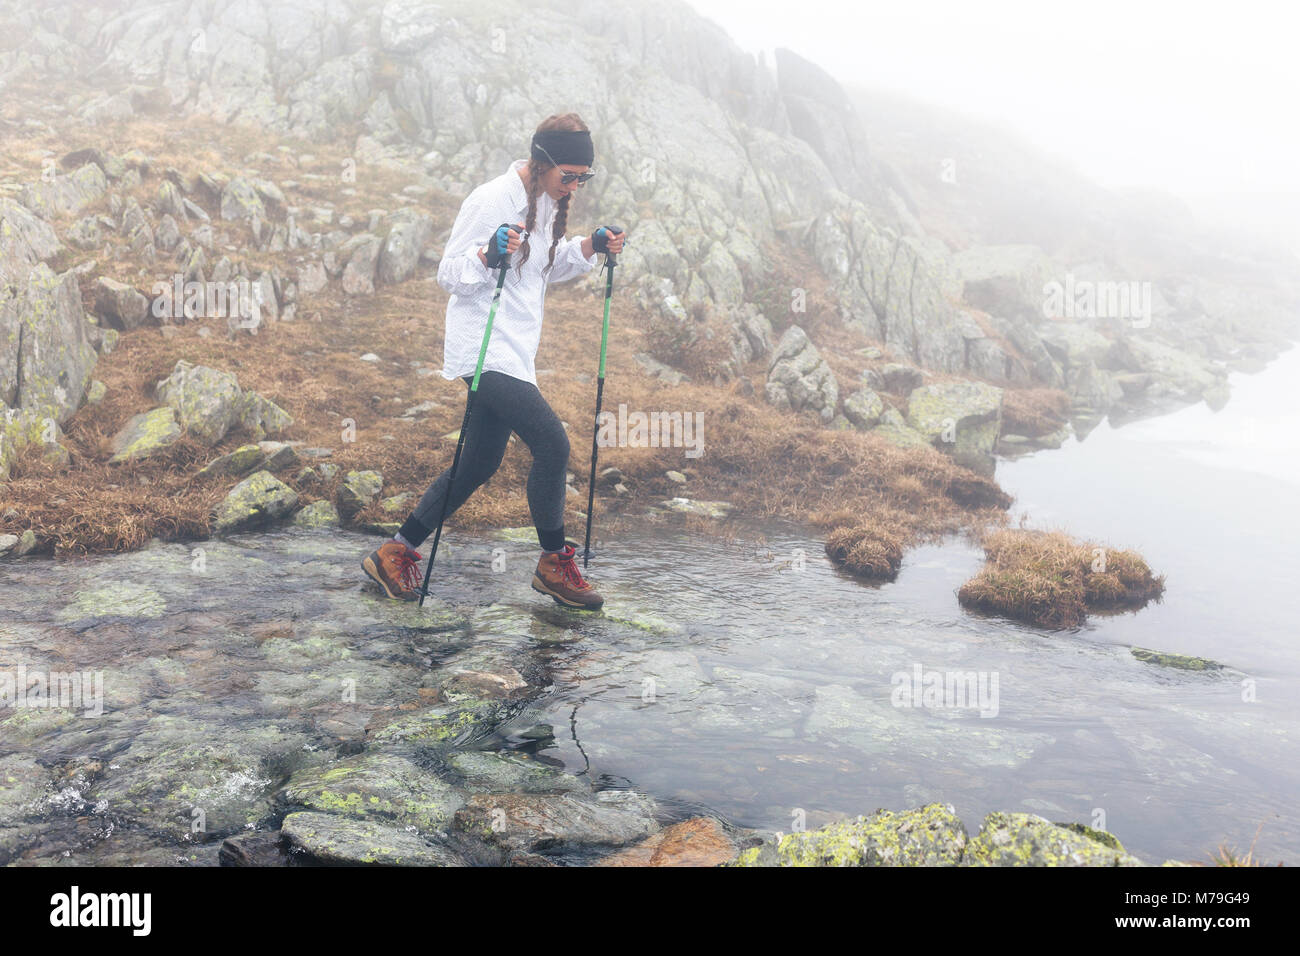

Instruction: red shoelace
[556,547,591,590]
[396,549,423,592]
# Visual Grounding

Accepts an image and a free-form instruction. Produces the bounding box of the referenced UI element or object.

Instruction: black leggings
[397,371,570,551]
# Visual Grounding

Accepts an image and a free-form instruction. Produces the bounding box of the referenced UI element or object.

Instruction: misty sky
[686,0,1299,206]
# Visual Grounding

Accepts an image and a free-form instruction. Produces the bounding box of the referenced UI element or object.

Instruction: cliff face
[2,0,1297,426]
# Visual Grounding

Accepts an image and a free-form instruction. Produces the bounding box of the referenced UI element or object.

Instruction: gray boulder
[343,234,382,295]
[766,325,838,423]
[842,388,885,429]
[94,277,150,330]
[108,407,182,464]
[212,469,299,534]
[906,381,1003,473]
[378,209,434,284]
[154,361,243,446]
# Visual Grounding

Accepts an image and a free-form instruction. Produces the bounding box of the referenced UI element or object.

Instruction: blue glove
[485,222,520,268]
[592,224,624,255]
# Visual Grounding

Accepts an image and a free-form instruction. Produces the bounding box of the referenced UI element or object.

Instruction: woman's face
[543,164,590,201]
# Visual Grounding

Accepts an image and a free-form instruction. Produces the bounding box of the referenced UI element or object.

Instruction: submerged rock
[277,752,465,832]
[1131,647,1226,672]
[600,816,740,867]
[453,790,660,863]
[660,497,733,518]
[448,751,586,794]
[281,811,464,866]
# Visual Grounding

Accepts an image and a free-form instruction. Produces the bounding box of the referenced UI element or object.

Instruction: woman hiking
[362,112,625,610]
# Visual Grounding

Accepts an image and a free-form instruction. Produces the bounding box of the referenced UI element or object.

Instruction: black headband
[531,129,594,168]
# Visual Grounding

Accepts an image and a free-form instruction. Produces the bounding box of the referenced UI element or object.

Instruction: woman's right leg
[397,379,512,549]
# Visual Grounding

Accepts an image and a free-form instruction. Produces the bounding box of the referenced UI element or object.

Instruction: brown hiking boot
[362,540,423,601]
[532,544,604,610]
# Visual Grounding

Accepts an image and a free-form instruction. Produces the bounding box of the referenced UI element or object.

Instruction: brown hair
[517,112,587,276]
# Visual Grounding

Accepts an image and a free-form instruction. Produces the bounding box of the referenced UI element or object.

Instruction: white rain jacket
[437,158,598,386]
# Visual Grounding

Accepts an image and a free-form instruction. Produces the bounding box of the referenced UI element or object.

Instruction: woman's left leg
[464,371,571,550]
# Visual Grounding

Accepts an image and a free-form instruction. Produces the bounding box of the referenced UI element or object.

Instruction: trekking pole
[581,226,622,569]
[417,257,510,608]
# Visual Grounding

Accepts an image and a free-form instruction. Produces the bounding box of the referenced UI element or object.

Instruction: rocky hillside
[2,0,1297,494]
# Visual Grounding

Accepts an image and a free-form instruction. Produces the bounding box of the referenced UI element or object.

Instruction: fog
[688,0,1300,249]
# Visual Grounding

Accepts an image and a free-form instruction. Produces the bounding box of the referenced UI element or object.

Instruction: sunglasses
[535,143,597,185]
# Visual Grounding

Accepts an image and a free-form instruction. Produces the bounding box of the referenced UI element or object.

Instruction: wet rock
[212,470,299,534]
[155,361,243,445]
[370,700,504,750]
[282,811,464,866]
[337,469,383,520]
[108,407,182,463]
[448,751,586,794]
[218,830,290,867]
[453,790,659,863]
[0,755,50,828]
[278,752,465,832]
[86,716,312,841]
[1130,647,1225,672]
[442,668,527,700]
[962,811,1142,866]
[600,816,739,867]
[731,804,967,866]
[660,497,732,518]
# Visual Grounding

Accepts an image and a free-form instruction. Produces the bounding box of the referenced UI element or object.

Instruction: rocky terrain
[4,0,1295,500]
[0,0,1294,866]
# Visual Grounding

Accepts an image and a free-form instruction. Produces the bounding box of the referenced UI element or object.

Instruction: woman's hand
[481,222,524,268]
[592,225,625,255]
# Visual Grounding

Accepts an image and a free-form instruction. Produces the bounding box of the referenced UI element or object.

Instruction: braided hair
[517,112,587,278]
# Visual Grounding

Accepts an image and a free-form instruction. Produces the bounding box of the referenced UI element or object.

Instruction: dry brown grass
[958,528,1165,628]
[1002,387,1071,438]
